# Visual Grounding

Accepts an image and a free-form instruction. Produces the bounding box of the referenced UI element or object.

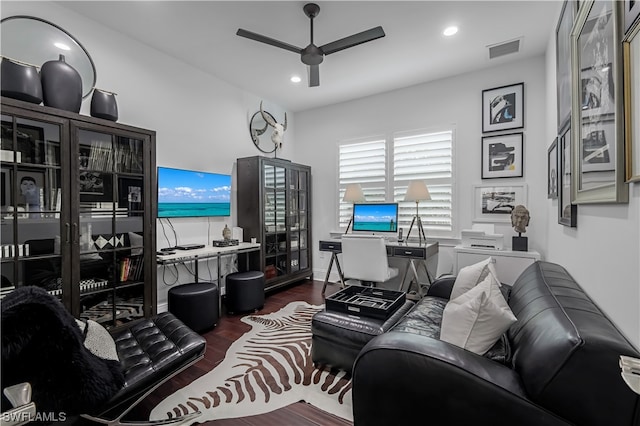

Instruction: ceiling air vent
[488,38,522,59]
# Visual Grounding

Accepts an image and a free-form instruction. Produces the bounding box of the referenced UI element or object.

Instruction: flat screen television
[352,202,398,233]
[157,166,231,218]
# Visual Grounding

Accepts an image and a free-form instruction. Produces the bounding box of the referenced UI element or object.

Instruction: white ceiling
[59,1,562,112]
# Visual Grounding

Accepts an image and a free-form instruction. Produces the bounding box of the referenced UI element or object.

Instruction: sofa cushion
[441,274,516,355]
[450,257,499,300]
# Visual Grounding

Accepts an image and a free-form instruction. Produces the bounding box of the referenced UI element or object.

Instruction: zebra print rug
[150,301,353,423]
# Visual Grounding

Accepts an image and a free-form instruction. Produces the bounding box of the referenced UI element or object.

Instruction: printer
[461,224,504,250]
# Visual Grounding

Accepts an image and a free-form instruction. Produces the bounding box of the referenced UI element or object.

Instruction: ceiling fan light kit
[236,3,385,87]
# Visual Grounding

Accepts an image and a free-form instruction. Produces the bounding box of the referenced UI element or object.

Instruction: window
[338,129,454,238]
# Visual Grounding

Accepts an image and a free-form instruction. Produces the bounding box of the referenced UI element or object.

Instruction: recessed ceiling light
[443,26,458,37]
[290,75,302,83]
[54,42,71,51]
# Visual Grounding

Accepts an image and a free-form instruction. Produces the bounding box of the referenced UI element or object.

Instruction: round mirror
[249,111,277,154]
[1,15,97,99]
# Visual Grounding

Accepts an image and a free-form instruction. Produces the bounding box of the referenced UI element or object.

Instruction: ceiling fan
[236,3,385,87]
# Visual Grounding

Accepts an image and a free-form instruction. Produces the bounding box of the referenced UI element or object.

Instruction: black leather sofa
[352,261,640,426]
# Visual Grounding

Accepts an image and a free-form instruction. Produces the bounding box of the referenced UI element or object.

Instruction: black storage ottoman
[225,270,265,314]
[311,300,414,373]
[168,282,219,333]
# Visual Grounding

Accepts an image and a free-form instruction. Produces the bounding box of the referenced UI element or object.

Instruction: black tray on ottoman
[325,285,406,320]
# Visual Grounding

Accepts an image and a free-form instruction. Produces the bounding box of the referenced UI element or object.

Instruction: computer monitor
[352,203,398,233]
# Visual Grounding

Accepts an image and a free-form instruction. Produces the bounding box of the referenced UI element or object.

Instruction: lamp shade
[343,183,366,202]
[404,180,431,202]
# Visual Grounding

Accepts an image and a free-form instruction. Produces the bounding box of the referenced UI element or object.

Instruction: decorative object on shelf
[571,0,627,204]
[558,124,577,227]
[556,0,576,131]
[90,88,118,121]
[0,16,97,99]
[510,205,529,251]
[547,138,559,199]
[624,18,640,182]
[404,180,431,244]
[222,224,232,240]
[249,112,276,154]
[236,3,385,87]
[481,82,524,133]
[473,184,527,223]
[40,54,82,113]
[481,132,524,179]
[0,56,42,104]
[342,183,365,234]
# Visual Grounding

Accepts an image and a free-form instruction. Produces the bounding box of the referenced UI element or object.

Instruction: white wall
[1,2,292,308]
[544,29,640,347]
[293,56,548,282]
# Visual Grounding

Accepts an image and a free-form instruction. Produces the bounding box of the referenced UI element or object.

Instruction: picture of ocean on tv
[157,167,231,218]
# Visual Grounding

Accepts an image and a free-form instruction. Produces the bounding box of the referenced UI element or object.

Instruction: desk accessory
[212,239,239,247]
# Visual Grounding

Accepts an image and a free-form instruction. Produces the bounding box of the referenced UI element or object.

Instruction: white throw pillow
[128,232,143,256]
[440,274,516,355]
[450,257,500,300]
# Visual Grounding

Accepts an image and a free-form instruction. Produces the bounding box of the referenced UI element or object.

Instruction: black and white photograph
[16,170,45,212]
[556,0,576,130]
[481,132,523,179]
[473,184,527,222]
[548,138,558,199]
[482,82,524,133]
[580,64,614,119]
[79,171,113,203]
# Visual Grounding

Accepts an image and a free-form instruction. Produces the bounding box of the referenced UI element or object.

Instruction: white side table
[453,245,542,285]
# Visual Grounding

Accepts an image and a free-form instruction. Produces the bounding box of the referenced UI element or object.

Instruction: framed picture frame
[548,138,559,199]
[16,169,45,212]
[624,0,640,36]
[571,0,628,203]
[556,0,577,131]
[117,177,144,210]
[558,124,577,226]
[79,171,113,203]
[624,18,640,182]
[482,82,524,133]
[481,132,524,179]
[473,184,527,223]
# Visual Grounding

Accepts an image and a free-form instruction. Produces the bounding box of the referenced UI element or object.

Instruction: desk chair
[341,235,399,287]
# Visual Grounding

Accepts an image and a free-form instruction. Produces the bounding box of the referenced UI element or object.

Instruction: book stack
[119,255,144,282]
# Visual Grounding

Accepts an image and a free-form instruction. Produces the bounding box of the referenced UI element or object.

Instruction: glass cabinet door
[74,127,147,328]
[1,114,67,302]
[288,168,309,272]
[263,163,288,280]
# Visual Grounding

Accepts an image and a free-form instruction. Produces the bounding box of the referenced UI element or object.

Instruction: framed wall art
[558,125,577,226]
[482,82,524,133]
[548,138,559,199]
[481,132,524,179]
[624,0,640,35]
[624,18,640,182]
[79,171,113,203]
[556,0,577,130]
[571,0,628,203]
[473,184,527,223]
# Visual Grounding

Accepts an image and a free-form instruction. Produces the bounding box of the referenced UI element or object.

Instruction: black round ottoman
[168,282,219,333]
[225,271,265,314]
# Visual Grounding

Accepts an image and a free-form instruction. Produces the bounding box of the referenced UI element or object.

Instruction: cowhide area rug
[150,301,353,423]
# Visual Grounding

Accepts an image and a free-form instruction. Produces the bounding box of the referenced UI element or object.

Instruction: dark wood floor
[133,279,352,426]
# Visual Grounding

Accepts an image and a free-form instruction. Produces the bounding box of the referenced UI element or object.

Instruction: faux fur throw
[1,286,124,415]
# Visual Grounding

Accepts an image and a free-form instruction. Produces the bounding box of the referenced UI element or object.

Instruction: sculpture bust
[511,205,530,234]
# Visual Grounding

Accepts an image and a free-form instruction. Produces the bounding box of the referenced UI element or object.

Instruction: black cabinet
[236,156,312,291]
[0,96,156,329]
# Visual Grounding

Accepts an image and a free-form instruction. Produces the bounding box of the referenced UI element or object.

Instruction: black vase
[1,57,43,104]
[90,89,118,121]
[40,54,82,113]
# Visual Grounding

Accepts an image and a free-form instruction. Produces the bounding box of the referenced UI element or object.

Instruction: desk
[319,239,439,295]
[157,242,261,287]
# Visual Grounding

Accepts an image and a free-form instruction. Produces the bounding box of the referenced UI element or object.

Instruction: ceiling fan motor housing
[301,44,323,65]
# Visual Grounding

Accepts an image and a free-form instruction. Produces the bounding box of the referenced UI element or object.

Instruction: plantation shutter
[393,131,453,235]
[338,139,386,228]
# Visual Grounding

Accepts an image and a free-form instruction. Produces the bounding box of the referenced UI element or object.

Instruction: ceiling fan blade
[308,65,319,87]
[236,29,302,54]
[320,26,385,55]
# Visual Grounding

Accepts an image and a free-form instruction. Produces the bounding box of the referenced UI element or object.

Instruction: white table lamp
[404,180,431,244]
[343,183,365,234]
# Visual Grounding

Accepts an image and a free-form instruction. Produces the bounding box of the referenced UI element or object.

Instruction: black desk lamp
[404,180,431,244]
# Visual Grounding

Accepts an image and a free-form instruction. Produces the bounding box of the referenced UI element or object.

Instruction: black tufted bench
[104,312,207,416]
